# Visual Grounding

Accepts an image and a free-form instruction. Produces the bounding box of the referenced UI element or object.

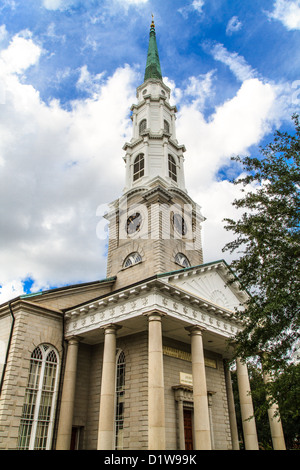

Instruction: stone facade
[0,20,286,452]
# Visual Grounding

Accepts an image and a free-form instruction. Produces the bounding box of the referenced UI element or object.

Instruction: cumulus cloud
[0,30,297,304]
[177,78,275,189]
[176,76,275,263]
[0,32,137,303]
[0,280,25,304]
[0,31,41,74]
[268,0,300,30]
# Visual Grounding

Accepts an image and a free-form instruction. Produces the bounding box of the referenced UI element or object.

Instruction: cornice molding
[64,274,243,342]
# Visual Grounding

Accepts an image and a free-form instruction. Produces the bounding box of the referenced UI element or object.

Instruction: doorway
[183,409,193,450]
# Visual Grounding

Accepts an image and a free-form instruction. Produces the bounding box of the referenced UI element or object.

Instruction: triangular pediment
[163,261,247,312]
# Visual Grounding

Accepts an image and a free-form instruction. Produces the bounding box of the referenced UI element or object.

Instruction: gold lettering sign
[163,346,217,369]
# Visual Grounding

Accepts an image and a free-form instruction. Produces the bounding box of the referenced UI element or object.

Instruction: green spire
[144,17,162,82]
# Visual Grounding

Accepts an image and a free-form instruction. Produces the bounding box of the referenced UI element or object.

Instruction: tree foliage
[223,114,300,370]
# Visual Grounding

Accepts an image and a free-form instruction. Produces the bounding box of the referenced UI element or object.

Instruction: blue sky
[0,0,299,302]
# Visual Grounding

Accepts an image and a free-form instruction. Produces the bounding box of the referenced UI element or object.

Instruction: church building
[0,20,285,451]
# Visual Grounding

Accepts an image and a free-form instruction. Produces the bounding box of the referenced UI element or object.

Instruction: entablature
[64,275,243,346]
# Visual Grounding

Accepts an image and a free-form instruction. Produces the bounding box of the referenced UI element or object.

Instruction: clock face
[126,212,142,234]
[172,213,187,236]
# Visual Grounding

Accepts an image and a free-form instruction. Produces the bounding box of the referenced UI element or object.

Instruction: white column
[97,324,120,450]
[224,362,240,450]
[147,312,166,450]
[187,326,211,450]
[236,358,259,450]
[56,337,80,450]
[262,369,286,450]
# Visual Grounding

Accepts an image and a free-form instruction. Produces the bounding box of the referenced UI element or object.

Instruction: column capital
[66,335,83,345]
[185,324,206,336]
[101,323,122,334]
[144,310,166,322]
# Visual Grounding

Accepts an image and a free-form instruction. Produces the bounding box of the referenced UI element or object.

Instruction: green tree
[223,114,300,371]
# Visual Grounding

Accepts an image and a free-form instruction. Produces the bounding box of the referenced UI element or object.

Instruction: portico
[54,261,261,450]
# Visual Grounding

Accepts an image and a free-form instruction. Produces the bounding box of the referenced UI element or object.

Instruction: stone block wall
[0,303,63,450]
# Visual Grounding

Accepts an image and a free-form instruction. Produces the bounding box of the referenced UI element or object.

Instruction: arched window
[17,344,59,450]
[139,119,147,134]
[175,252,191,268]
[123,252,142,268]
[164,120,170,133]
[133,154,144,182]
[115,350,126,450]
[168,154,177,182]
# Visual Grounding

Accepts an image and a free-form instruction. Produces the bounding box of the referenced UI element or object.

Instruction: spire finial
[144,15,162,82]
[151,13,155,29]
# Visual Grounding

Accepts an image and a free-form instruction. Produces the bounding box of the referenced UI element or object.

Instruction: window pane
[168,155,177,182]
[133,154,144,181]
[17,355,42,449]
[139,119,147,134]
[17,345,59,451]
[123,252,142,268]
[115,352,126,450]
[175,252,190,268]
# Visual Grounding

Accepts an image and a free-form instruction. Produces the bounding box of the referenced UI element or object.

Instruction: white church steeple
[105,20,204,289]
[122,18,187,194]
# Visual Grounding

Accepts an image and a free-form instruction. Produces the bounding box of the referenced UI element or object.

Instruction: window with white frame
[115,350,126,450]
[123,252,142,268]
[168,154,177,182]
[17,344,59,450]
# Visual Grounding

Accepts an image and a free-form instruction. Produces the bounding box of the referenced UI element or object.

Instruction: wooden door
[184,409,193,450]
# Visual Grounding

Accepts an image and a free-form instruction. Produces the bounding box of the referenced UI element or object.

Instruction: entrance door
[184,409,193,450]
[70,427,80,450]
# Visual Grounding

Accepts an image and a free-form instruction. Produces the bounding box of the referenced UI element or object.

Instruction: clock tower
[106,19,204,289]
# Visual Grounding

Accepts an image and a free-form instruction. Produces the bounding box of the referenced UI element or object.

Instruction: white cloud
[192,0,205,13]
[210,42,256,82]
[226,16,242,35]
[0,280,25,304]
[268,0,300,30]
[178,0,205,18]
[192,179,246,263]
[174,74,277,265]
[0,31,296,305]
[177,78,275,189]
[0,33,137,304]
[76,65,105,95]
[0,31,41,74]
[184,70,215,110]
